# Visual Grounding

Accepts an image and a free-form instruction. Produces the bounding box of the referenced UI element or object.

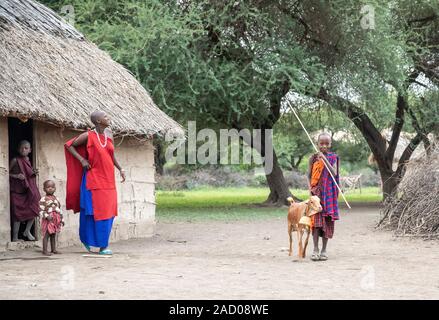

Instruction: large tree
[42,0,439,201]
[43,0,325,205]
[272,0,439,199]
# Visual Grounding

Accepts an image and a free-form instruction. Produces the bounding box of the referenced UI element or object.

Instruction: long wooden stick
[287,101,351,209]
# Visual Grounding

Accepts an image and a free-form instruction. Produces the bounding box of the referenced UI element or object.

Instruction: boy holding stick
[308,133,340,261]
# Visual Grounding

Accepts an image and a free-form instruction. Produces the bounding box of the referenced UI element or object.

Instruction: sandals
[82,242,91,252]
[311,252,320,261]
[99,249,113,255]
[310,251,328,261]
[82,243,112,255]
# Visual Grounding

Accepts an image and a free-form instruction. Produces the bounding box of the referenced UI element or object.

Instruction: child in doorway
[39,180,64,255]
[9,140,41,241]
[307,132,340,261]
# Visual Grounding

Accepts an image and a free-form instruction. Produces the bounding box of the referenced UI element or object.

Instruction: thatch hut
[0,0,183,250]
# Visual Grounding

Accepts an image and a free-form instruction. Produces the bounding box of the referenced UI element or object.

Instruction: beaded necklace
[93,128,108,148]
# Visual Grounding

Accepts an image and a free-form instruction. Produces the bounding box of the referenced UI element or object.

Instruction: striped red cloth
[310,152,340,239]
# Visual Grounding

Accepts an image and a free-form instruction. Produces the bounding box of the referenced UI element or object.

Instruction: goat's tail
[286,196,295,204]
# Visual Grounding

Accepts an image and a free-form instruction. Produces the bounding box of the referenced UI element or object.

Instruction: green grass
[156,187,382,222]
[157,206,288,222]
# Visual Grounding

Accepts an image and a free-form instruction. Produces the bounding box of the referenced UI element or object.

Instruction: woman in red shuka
[65,111,126,255]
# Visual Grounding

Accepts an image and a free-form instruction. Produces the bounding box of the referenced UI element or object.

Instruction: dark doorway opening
[8,117,37,242]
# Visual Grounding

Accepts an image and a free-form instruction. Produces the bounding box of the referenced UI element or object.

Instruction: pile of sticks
[377,145,439,239]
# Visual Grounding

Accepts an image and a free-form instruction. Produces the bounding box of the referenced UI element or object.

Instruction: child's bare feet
[51,251,61,254]
[24,230,35,241]
[43,251,52,256]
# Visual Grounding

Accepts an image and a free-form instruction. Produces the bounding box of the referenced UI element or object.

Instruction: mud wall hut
[0,0,183,250]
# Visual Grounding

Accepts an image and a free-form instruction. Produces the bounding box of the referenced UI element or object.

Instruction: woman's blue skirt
[79,172,114,248]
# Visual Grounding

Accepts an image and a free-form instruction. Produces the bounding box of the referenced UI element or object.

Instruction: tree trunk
[239,125,300,206]
[264,150,296,206]
[290,155,303,169]
[380,170,399,201]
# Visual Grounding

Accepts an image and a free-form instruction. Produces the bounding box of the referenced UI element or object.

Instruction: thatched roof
[0,0,183,138]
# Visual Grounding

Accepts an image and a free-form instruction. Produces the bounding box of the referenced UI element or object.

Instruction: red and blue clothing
[79,171,114,248]
[65,130,117,247]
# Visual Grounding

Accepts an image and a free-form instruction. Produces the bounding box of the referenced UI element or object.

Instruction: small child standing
[307,132,340,261]
[39,180,64,256]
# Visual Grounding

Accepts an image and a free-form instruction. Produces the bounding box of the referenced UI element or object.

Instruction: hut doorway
[8,117,37,242]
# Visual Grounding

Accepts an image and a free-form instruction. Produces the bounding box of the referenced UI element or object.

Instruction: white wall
[0,118,10,250]
[26,121,156,248]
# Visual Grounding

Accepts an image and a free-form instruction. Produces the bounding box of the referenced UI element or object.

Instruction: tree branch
[386,70,419,164]
[395,132,423,178]
[405,104,431,153]
[416,62,439,88]
[317,88,388,169]
[413,80,429,88]
[408,14,438,26]
[265,80,290,128]
[386,92,406,164]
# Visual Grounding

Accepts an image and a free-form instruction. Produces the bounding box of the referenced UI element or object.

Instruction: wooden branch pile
[377,145,439,239]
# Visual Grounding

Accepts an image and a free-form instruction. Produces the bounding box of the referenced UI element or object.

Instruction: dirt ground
[1,207,439,300]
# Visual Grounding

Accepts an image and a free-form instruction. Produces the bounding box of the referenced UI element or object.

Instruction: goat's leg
[297,228,303,259]
[288,223,293,256]
[302,229,311,258]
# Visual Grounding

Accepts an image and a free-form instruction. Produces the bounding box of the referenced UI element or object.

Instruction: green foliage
[41,0,439,179]
[331,140,371,172]
[253,175,268,187]
[274,105,371,173]
[156,186,382,222]
[42,0,324,130]
[409,88,439,135]
[156,186,381,209]
[297,155,311,174]
[273,111,317,171]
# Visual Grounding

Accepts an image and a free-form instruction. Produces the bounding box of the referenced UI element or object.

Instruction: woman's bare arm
[106,130,126,183]
[113,155,126,182]
[113,155,122,171]
[67,132,91,169]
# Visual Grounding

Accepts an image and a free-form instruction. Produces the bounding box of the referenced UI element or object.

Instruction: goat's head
[305,196,323,216]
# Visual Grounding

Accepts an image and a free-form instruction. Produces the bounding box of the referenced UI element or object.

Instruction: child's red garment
[64,130,117,221]
[9,157,40,222]
[39,195,63,238]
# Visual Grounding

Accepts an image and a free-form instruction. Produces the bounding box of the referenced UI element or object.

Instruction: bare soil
[1,207,439,299]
